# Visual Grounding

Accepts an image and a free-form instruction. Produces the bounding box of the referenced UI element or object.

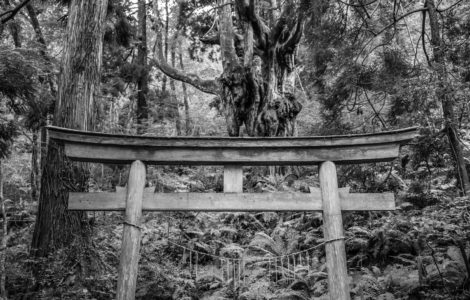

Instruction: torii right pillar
[319,161,350,300]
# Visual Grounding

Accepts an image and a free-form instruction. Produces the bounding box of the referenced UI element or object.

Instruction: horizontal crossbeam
[68,191,395,211]
[47,126,417,165]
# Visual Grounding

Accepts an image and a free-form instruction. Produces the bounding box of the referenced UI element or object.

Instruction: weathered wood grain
[64,143,400,164]
[224,166,243,192]
[319,161,350,300]
[68,191,395,211]
[48,125,418,148]
[116,161,146,300]
[47,126,418,164]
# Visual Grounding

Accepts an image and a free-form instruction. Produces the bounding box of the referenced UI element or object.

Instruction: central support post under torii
[319,161,350,300]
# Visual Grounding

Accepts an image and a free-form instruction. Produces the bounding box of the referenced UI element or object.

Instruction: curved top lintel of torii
[46,126,418,165]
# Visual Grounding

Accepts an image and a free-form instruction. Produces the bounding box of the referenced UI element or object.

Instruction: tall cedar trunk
[426,0,470,194]
[178,50,191,135]
[136,0,148,133]
[40,126,47,178]
[170,48,182,135]
[26,3,54,199]
[31,0,108,258]
[0,161,6,300]
[161,0,170,93]
[30,131,39,202]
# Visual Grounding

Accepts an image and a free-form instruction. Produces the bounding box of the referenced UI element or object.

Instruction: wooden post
[224,165,243,193]
[319,161,350,300]
[117,160,146,300]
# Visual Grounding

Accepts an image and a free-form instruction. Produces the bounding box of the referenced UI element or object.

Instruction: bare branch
[0,0,32,24]
[437,0,465,12]
[152,45,220,95]
[355,6,429,61]
[421,9,431,65]
[336,0,379,8]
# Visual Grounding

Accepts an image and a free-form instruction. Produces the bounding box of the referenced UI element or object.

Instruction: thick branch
[282,15,304,51]
[219,0,240,69]
[421,9,431,65]
[0,0,31,24]
[235,0,269,50]
[152,0,220,95]
[152,45,220,95]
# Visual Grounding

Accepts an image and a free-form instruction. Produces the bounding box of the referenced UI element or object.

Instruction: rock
[371,266,381,276]
[398,202,414,211]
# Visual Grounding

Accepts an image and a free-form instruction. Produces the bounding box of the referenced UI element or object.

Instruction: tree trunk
[31,0,108,259]
[161,0,170,93]
[426,0,470,194]
[136,0,148,134]
[25,3,46,57]
[40,126,47,179]
[0,160,7,300]
[178,51,191,135]
[30,131,39,202]
[170,48,182,135]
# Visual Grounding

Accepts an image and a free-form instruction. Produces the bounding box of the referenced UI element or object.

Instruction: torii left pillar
[116,160,146,300]
[319,161,350,300]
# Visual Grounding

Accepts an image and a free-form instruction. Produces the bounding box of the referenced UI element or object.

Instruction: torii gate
[47,126,417,300]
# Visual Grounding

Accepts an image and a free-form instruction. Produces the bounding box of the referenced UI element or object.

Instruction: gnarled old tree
[153,0,308,137]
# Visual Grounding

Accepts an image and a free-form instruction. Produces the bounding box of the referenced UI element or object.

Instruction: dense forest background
[1,0,470,299]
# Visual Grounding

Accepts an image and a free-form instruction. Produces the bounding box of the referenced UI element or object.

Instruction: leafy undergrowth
[3,166,470,299]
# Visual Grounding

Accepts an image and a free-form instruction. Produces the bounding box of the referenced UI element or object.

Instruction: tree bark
[170,48,182,135]
[40,126,47,179]
[136,0,148,134]
[25,3,46,57]
[426,0,470,194]
[31,0,108,258]
[30,130,39,202]
[0,160,7,300]
[161,0,170,93]
[178,50,191,135]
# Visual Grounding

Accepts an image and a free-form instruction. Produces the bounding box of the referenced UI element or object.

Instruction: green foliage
[0,48,37,102]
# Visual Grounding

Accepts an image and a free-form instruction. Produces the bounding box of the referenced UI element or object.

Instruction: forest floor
[2,161,470,300]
